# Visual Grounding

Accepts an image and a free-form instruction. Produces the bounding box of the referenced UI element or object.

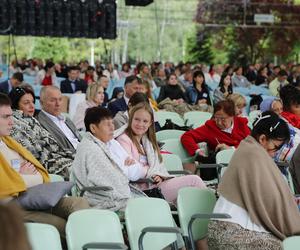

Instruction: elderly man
[37,86,81,153]
[0,93,89,247]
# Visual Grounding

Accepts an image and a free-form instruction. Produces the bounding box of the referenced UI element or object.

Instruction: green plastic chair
[66,209,127,250]
[177,188,230,250]
[26,223,62,250]
[161,138,194,164]
[215,148,235,165]
[283,236,300,250]
[215,148,235,178]
[248,110,261,128]
[183,111,212,128]
[125,197,182,250]
[156,129,185,142]
[49,174,65,182]
[155,111,185,127]
[162,153,191,175]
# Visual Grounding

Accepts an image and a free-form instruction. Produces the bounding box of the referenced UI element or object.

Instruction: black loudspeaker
[125,0,153,6]
[3,0,116,39]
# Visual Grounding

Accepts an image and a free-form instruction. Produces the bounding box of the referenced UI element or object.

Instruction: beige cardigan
[219,136,300,240]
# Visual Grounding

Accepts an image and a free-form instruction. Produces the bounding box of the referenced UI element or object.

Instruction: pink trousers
[158,175,206,204]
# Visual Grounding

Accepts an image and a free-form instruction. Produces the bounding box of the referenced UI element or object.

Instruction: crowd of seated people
[3,58,300,249]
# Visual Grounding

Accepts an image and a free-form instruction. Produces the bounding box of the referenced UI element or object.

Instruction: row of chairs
[26,188,225,250]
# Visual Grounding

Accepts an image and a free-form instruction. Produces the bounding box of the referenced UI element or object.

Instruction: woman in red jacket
[181,99,251,158]
[279,84,300,129]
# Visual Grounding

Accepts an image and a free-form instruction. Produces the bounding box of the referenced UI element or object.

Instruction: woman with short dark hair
[72,106,146,211]
[181,99,250,156]
[208,111,300,249]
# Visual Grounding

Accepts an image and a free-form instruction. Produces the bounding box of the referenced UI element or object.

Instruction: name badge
[11,159,21,172]
[203,93,208,98]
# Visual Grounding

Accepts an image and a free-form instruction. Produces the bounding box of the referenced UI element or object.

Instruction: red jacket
[181,117,251,156]
[281,111,300,129]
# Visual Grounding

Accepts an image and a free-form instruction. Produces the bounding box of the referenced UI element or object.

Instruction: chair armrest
[80,186,113,197]
[82,242,128,250]
[195,163,222,169]
[191,213,231,220]
[188,213,231,241]
[168,170,192,175]
[138,226,182,250]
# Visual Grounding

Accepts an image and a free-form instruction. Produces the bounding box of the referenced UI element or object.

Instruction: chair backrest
[156,129,185,142]
[215,148,235,165]
[248,110,261,126]
[216,148,235,177]
[161,138,194,163]
[184,111,212,128]
[283,236,300,250]
[125,197,177,250]
[155,111,185,127]
[177,188,216,240]
[66,209,125,250]
[49,174,65,182]
[26,223,62,250]
[162,153,183,172]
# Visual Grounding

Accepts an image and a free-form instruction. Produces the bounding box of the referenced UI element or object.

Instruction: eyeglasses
[213,116,231,122]
[268,140,284,152]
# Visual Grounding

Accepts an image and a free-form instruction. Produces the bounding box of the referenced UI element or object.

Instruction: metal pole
[154,0,161,61]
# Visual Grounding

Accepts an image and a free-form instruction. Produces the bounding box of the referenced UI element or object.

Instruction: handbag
[143,187,165,199]
[161,119,192,131]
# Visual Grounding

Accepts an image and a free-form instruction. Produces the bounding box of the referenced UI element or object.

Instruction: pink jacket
[116,133,141,163]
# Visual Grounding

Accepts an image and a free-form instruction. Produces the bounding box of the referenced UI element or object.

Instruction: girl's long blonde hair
[126,102,162,162]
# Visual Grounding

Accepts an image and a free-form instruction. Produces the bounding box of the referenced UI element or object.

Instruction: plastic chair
[66,209,127,250]
[49,174,65,182]
[215,148,235,178]
[283,236,300,250]
[160,138,194,164]
[26,223,62,250]
[248,110,261,126]
[156,129,185,142]
[155,111,185,127]
[177,188,230,250]
[216,148,235,165]
[183,111,212,128]
[162,153,191,175]
[125,197,182,250]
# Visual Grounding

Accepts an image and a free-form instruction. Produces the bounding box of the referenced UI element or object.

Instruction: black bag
[161,119,192,131]
[195,150,218,181]
[143,187,165,199]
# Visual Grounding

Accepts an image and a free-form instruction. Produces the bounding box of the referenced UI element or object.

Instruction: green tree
[32,37,69,61]
[184,28,214,64]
